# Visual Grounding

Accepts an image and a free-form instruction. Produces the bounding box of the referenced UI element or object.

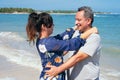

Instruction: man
[46,6,101,80]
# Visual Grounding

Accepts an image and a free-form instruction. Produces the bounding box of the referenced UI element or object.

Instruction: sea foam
[0,32,42,71]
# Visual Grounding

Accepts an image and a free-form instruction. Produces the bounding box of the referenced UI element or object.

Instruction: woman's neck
[39,32,49,39]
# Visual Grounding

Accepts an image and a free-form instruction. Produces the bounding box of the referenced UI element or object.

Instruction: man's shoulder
[88,33,101,41]
[90,33,100,37]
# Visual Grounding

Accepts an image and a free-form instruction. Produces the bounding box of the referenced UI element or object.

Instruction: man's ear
[87,18,92,25]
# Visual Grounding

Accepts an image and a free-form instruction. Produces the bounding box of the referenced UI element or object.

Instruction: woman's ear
[41,24,46,31]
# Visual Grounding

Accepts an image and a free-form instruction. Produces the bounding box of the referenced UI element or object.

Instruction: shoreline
[0,12,29,14]
[0,12,119,15]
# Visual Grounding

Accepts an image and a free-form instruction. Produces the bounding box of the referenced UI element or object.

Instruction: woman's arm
[39,27,98,54]
[54,28,75,40]
[80,27,98,39]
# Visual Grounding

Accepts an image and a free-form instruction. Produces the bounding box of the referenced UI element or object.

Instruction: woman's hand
[80,27,98,39]
[73,26,79,30]
[90,27,98,34]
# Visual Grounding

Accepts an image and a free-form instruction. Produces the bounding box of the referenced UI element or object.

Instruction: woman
[26,12,97,80]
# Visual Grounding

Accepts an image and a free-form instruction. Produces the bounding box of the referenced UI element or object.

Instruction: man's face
[75,11,90,32]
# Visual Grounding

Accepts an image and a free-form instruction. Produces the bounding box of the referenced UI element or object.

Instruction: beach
[0,13,120,80]
[0,31,42,80]
[0,56,40,80]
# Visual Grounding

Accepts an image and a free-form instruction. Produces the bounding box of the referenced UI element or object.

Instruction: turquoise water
[0,13,120,80]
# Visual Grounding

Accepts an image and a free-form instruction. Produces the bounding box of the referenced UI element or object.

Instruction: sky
[0,0,120,13]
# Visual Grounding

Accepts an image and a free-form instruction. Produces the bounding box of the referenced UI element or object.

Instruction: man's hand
[45,65,60,77]
[46,76,54,80]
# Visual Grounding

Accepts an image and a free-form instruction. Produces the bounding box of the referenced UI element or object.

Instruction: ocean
[0,13,120,80]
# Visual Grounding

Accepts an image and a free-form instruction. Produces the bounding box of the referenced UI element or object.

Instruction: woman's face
[47,24,54,35]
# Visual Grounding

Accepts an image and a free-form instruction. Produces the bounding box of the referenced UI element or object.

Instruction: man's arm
[46,51,89,76]
[59,51,89,72]
[46,34,101,77]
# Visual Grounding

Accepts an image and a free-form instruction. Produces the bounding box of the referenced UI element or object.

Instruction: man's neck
[83,26,92,33]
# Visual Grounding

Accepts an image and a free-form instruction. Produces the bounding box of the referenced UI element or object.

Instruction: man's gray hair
[78,6,94,25]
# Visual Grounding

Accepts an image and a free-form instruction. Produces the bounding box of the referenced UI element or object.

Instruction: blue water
[0,13,120,80]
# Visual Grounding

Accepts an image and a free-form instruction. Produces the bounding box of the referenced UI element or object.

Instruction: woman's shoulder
[38,36,56,43]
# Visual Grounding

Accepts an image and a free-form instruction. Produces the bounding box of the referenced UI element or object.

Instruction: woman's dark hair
[26,12,53,43]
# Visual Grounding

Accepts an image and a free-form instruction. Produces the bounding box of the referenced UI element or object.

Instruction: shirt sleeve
[54,28,75,40]
[79,34,101,56]
[45,36,85,52]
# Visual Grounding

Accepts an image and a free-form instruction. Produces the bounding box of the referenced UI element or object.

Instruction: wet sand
[0,56,40,80]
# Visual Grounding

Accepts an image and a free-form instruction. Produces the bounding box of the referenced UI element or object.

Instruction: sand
[0,56,40,80]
